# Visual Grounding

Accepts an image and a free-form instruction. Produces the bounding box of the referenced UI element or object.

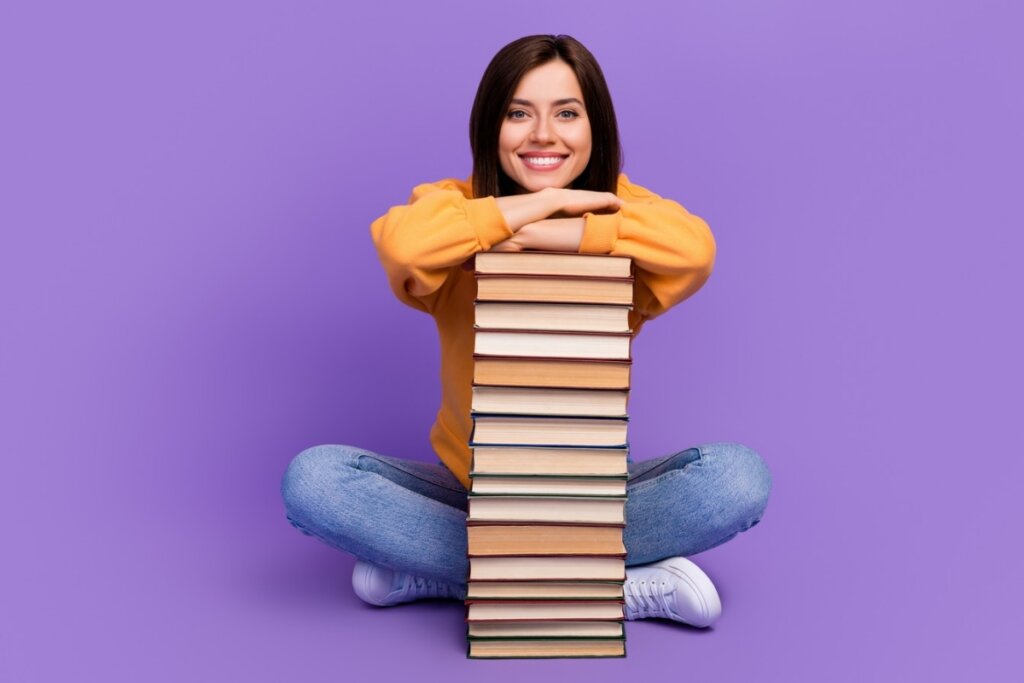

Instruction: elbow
[370,211,415,271]
[695,220,716,279]
[667,214,716,279]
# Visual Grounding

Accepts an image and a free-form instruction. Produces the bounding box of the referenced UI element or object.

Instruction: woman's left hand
[489,217,586,253]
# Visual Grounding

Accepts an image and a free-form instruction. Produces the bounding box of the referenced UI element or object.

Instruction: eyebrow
[509,98,584,107]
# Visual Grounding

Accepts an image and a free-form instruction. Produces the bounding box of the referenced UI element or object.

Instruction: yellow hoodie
[370,174,716,488]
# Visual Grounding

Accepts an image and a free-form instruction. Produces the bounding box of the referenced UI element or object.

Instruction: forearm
[581,199,715,320]
[488,217,585,253]
[371,188,513,310]
[493,187,561,232]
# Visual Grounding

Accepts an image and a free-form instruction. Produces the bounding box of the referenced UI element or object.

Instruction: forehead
[512,60,584,101]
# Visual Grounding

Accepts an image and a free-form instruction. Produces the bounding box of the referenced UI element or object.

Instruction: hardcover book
[467,524,627,557]
[471,385,629,418]
[467,496,626,526]
[474,251,632,278]
[471,445,630,477]
[471,415,629,448]
[468,556,626,582]
[468,620,625,639]
[466,582,625,601]
[475,274,634,305]
[468,476,627,497]
[474,329,632,361]
[473,356,632,390]
[467,638,626,659]
[474,301,632,333]
[466,600,625,622]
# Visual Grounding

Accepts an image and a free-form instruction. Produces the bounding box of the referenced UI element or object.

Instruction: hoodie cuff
[465,196,513,250]
[579,211,621,254]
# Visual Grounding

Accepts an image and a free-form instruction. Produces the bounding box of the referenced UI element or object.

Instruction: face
[499,59,592,193]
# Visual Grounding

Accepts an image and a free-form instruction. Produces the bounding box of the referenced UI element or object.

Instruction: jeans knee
[699,441,771,525]
[280,444,360,525]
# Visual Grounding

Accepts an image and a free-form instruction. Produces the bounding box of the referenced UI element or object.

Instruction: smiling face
[498,59,593,194]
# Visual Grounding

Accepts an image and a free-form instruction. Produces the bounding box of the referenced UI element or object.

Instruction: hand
[554,189,623,217]
[489,218,585,253]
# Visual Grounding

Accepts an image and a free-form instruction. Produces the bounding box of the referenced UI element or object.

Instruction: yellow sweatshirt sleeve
[370,179,514,313]
[578,175,716,321]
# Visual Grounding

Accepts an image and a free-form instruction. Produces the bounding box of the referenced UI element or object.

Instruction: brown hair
[469,35,622,198]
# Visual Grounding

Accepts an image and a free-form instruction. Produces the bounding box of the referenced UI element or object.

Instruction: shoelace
[624,578,676,620]
[394,573,456,601]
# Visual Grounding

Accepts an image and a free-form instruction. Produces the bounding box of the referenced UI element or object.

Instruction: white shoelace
[395,574,456,601]
[624,578,676,620]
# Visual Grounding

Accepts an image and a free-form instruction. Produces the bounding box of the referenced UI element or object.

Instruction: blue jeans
[281,443,770,595]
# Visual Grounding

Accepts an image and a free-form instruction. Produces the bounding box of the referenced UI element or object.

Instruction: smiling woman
[281,34,771,635]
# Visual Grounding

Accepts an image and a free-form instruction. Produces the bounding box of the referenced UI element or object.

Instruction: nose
[530,116,554,144]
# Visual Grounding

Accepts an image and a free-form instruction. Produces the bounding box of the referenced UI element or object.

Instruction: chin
[521,175,572,192]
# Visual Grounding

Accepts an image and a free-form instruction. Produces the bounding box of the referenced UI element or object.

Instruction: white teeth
[523,156,563,166]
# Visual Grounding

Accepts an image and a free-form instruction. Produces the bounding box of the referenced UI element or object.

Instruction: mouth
[518,153,569,171]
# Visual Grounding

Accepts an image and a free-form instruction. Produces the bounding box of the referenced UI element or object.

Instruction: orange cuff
[579,211,621,254]
[465,196,514,250]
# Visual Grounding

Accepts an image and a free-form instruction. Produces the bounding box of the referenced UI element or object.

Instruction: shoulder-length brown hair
[469,35,622,199]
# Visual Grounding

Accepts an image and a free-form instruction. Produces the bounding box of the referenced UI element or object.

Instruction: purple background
[3,1,1021,680]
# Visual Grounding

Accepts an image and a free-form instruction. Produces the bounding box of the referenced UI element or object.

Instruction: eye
[506,110,528,120]
[557,110,580,119]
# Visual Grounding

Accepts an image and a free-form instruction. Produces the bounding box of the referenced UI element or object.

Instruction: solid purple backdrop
[2,1,1021,680]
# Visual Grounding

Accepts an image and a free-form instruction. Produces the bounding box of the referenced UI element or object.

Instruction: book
[474,329,632,361]
[467,638,625,658]
[471,445,629,477]
[476,274,633,305]
[473,356,631,390]
[475,302,631,333]
[469,556,626,582]
[466,601,625,622]
[471,385,629,418]
[468,620,624,639]
[468,496,625,526]
[466,582,625,601]
[471,415,628,448]
[474,251,632,278]
[468,476,627,497]
[467,525,627,557]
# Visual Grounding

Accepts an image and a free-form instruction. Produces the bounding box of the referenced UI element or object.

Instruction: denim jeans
[281,442,770,596]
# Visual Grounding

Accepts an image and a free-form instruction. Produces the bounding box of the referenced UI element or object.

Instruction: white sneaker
[351,559,460,607]
[624,556,722,627]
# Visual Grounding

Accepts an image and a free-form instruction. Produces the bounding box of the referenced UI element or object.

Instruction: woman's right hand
[495,187,622,234]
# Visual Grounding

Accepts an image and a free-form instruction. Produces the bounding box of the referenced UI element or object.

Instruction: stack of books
[466,251,633,660]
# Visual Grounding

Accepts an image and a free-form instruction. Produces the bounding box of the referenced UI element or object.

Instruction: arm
[371,180,622,312]
[579,177,716,321]
[370,180,514,313]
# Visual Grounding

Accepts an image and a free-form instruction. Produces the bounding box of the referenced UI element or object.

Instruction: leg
[624,442,771,566]
[280,444,469,586]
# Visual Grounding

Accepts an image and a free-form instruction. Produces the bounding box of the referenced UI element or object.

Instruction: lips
[518,154,568,171]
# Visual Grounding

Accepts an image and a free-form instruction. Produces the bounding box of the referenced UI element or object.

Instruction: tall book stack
[466,251,634,660]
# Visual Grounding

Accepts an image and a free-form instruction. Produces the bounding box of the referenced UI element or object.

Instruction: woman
[281,35,770,628]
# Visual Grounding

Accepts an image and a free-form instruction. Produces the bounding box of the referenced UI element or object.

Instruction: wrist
[540,186,563,216]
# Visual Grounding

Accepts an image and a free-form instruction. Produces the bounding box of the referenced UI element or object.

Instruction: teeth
[523,156,563,167]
